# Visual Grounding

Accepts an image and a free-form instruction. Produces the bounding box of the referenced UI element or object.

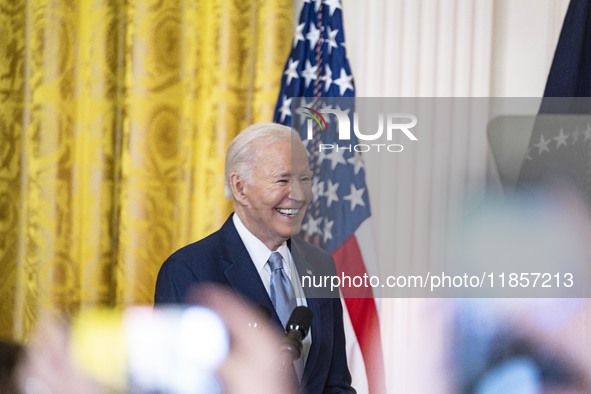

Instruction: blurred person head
[12,286,294,394]
[225,123,312,251]
[449,186,591,393]
[452,299,591,394]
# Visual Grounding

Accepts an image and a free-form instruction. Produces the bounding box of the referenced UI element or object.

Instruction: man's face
[237,136,312,250]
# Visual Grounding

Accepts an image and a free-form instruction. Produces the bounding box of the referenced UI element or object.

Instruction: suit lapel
[219,219,324,388]
[218,216,281,326]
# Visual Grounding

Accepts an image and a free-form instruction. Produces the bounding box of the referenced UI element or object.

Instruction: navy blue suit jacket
[155,215,355,394]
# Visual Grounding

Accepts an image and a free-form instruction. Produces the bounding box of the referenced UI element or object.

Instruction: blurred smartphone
[71,306,229,394]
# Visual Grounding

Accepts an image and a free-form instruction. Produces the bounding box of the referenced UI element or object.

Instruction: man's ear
[230,173,249,206]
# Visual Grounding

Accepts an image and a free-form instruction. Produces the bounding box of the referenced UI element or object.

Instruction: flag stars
[554,128,569,148]
[293,23,305,47]
[343,184,366,211]
[334,104,351,116]
[274,0,369,261]
[321,64,333,92]
[305,215,322,236]
[284,59,299,85]
[334,69,354,95]
[297,99,315,126]
[312,179,325,198]
[319,102,334,113]
[301,60,319,88]
[534,134,551,155]
[324,148,347,170]
[323,0,342,16]
[347,151,364,175]
[324,180,340,208]
[326,27,339,54]
[306,23,320,50]
[278,96,292,123]
[524,147,532,161]
[313,0,322,12]
[323,218,334,243]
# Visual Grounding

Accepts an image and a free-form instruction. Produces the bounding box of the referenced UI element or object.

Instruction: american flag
[518,0,591,197]
[541,0,591,100]
[273,0,386,393]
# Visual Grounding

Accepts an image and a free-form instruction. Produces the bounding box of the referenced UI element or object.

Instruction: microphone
[283,306,313,360]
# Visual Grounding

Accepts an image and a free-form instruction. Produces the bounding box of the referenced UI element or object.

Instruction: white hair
[224,123,300,199]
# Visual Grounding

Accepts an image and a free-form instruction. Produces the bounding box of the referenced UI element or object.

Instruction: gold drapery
[0,0,292,341]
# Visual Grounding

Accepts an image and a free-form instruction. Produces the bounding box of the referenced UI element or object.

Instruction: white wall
[491,0,569,97]
[340,1,570,392]
[343,0,569,97]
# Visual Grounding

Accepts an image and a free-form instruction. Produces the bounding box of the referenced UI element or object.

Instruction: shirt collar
[232,213,291,274]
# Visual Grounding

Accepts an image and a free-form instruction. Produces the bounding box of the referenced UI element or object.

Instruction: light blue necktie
[268,252,297,327]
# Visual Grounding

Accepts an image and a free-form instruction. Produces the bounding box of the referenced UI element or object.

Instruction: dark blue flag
[519,0,591,197]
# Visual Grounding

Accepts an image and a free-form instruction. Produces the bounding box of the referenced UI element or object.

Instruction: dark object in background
[0,339,23,394]
[544,0,591,100]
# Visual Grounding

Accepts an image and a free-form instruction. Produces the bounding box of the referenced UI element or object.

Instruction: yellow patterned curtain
[0,0,292,341]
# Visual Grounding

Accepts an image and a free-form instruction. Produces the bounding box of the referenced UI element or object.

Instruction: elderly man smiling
[155,123,355,394]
